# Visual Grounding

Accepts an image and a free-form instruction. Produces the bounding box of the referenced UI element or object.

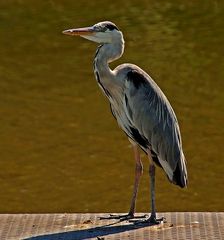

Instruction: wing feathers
[124,69,188,187]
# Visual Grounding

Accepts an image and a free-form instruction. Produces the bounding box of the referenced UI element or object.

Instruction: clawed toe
[130,216,166,225]
[148,216,166,225]
[99,213,148,221]
[99,213,133,220]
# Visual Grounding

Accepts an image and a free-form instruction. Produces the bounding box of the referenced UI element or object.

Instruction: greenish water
[0,0,223,213]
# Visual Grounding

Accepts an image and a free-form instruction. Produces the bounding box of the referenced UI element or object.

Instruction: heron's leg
[146,150,165,224]
[130,150,165,225]
[149,163,157,221]
[99,142,147,221]
[128,143,143,216]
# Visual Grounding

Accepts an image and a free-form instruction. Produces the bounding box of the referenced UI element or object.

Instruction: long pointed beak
[62,26,95,36]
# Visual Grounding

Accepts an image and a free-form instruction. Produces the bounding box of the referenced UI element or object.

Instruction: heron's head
[62,21,123,44]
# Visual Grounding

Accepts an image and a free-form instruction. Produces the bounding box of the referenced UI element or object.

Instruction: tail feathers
[172,152,188,188]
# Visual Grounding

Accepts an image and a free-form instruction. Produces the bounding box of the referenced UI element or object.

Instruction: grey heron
[62,21,188,225]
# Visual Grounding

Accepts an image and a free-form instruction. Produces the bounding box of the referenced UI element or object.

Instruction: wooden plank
[0,213,223,240]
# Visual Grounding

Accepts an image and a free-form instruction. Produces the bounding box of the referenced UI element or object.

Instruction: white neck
[93,39,124,98]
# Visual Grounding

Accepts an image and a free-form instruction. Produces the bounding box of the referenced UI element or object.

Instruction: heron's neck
[93,41,124,97]
[95,41,124,67]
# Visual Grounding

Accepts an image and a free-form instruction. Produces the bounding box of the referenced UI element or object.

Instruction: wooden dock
[0,212,223,239]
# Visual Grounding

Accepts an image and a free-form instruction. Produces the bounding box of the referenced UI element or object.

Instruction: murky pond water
[0,0,223,213]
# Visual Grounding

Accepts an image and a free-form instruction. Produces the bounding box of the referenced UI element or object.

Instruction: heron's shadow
[24,221,148,240]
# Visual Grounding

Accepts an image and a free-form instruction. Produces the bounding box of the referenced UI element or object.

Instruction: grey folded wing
[123,69,187,187]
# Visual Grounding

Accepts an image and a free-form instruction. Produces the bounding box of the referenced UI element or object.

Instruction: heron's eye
[94,23,119,32]
[94,25,108,32]
[93,25,101,31]
[105,24,119,31]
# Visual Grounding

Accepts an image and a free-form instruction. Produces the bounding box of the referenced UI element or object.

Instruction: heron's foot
[99,213,148,222]
[130,215,166,225]
[99,213,133,220]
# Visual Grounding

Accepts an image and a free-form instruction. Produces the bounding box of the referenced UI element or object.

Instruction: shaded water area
[0,0,223,213]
